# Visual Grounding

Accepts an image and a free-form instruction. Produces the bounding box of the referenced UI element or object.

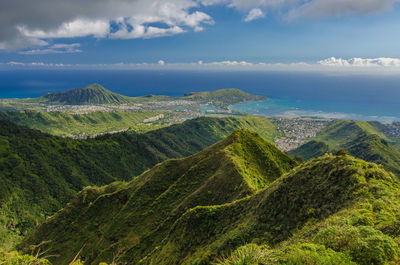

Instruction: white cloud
[319,57,400,67]
[5,61,70,67]
[210,60,254,66]
[0,0,215,49]
[244,8,265,22]
[1,0,398,50]
[5,57,400,73]
[17,19,110,39]
[19,43,82,55]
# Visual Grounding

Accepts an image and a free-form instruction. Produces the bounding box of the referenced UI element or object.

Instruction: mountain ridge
[291,120,400,176]
[0,116,278,249]
[19,149,400,265]
[19,130,297,265]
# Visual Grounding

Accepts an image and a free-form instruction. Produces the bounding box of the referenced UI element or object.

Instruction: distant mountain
[37,85,265,107]
[20,144,400,265]
[0,116,278,249]
[42,83,131,105]
[291,120,400,176]
[19,130,297,265]
[184,88,266,109]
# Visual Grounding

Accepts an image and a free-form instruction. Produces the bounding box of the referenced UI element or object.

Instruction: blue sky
[1,0,400,68]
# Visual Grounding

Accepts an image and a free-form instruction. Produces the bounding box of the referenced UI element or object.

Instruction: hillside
[185,88,266,109]
[19,130,297,265]
[0,116,278,250]
[41,83,131,105]
[20,150,400,265]
[0,110,166,137]
[291,120,400,176]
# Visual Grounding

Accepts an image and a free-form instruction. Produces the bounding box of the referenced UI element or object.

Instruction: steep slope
[42,84,131,105]
[291,120,400,176]
[20,153,400,265]
[151,154,400,265]
[0,110,165,136]
[0,116,278,249]
[19,130,297,265]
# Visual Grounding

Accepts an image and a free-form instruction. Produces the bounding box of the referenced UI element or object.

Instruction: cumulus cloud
[1,0,398,51]
[0,0,214,50]
[244,8,265,22]
[318,57,400,67]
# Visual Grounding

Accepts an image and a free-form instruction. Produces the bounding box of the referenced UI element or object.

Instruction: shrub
[0,251,51,265]
[213,244,267,265]
[276,243,355,265]
[314,225,397,265]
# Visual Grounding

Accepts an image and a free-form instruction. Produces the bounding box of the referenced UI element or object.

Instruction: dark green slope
[291,120,400,176]
[0,116,277,249]
[20,151,400,265]
[152,155,400,265]
[0,110,164,136]
[42,83,131,105]
[20,130,296,265]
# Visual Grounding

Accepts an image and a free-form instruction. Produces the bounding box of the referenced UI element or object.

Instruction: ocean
[0,69,399,122]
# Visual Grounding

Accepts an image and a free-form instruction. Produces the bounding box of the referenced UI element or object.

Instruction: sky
[1,0,400,70]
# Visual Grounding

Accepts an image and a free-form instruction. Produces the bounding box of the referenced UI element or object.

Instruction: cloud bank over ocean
[4,57,400,73]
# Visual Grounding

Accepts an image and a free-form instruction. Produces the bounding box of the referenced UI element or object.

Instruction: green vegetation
[0,110,166,136]
[0,116,278,250]
[184,88,266,109]
[291,120,400,176]
[41,84,131,105]
[19,146,400,265]
[19,130,296,265]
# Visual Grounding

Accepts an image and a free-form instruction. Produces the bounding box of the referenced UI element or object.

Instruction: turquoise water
[231,99,400,123]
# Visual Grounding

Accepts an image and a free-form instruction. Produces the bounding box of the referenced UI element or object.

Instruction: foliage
[0,251,51,265]
[19,130,295,265]
[0,116,278,250]
[291,120,400,176]
[0,110,166,136]
[213,244,268,265]
[314,225,397,265]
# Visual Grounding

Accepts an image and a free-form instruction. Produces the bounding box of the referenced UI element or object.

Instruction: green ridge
[291,120,400,176]
[19,130,296,265]
[19,150,400,265]
[0,110,166,136]
[0,116,278,250]
[152,154,400,265]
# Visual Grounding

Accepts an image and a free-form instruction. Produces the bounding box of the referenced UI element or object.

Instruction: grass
[0,110,166,136]
[290,120,400,176]
[0,116,279,251]
[19,133,400,265]
[19,130,295,265]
